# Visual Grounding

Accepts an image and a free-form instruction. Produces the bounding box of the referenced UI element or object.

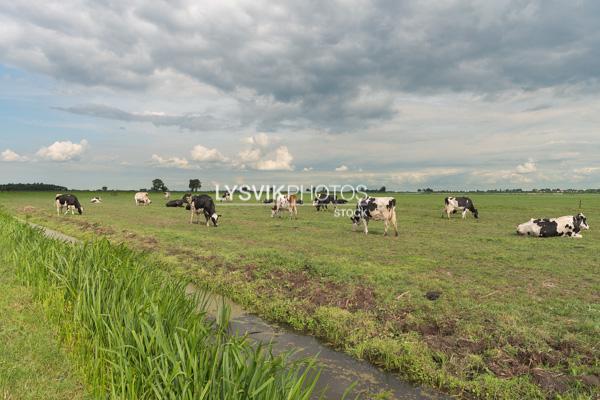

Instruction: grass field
[0,253,85,400]
[1,191,598,399]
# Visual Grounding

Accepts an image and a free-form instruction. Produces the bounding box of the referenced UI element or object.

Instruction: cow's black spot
[534,220,559,237]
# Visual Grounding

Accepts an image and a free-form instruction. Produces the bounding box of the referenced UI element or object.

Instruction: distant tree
[152,179,168,192]
[0,183,68,191]
[189,179,201,192]
[379,186,386,192]
[102,186,108,191]
[417,188,422,192]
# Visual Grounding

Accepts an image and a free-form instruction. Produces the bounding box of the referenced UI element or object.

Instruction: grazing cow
[90,197,102,204]
[272,194,298,218]
[164,191,170,199]
[56,194,83,215]
[189,195,219,226]
[166,199,185,207]
[443,196,478,219]
[134,192,152,206]
[313,194,337,211]
[350,197,398,236]
[517,213,589,238]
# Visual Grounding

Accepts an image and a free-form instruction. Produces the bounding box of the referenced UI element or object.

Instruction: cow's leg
[443,206,451,219]
[462,209,467,219]
[362,218,369,235]
[391,212,399,237]
[189,208,195,224]
[205,214,210,227]
[383,219,389,236]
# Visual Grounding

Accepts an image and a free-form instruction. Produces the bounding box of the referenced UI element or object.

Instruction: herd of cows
[54,192,590,238]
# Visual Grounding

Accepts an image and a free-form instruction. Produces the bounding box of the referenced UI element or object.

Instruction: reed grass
[0,213,321,399]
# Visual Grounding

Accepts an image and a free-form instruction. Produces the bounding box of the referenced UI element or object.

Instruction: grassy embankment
[1,191,598,399]
[0,212,320,399]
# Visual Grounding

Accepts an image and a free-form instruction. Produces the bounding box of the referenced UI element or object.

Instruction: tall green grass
[0,213,321,399]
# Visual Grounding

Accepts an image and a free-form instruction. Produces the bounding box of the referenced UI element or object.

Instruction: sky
[1,0,600,191]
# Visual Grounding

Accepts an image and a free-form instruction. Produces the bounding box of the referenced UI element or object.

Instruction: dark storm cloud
[2,0,600,131]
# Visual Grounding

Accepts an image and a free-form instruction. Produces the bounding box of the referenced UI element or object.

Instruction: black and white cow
[166,199,185,207]
[517,213,589,238]
[313,194,339,211]
[189,195,219,227]
[56,194,83,215]
[443,196,479,219]
[350,197,398,236]
[90,196,102,204]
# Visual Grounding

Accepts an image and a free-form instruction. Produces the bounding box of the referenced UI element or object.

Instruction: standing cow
[351,197,398,236]
[443,196,478,219]
[517,213,589,238]
[56,194,83,215]
[272,194,298,218]
[189,195,219,227]
[134,192,152,206]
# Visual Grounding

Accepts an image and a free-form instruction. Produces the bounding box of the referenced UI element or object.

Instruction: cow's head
[350,208,362,226]
[211,213,219,227]
[575,213,589,230]
[77,206,83,215]
[472,208,479,219]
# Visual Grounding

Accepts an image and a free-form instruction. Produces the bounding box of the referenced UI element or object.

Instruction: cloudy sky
[1,0,600,190]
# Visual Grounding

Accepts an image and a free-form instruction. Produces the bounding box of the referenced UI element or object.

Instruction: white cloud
[573,167,600,175]
[36,140,88,161]
[392,168,462,183]
[516,159,537,173]
[471,170,533,184]
[190,145,228,162]
[238,148,262,163]
[335,165,349,172]
[243,133,271,148]
[151,154,190,169]
[1,149,27,162]
[254,146,294,171]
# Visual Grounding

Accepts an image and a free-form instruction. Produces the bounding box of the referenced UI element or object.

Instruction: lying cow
[166,199,185,207]
[56,194,83,215]
[443,196,478,219]
[517,213,589,238]
[351,197,398,236]
[134,192,152,206]
[219,192,232,202]
[90,196,102,204]
[189,195,219,227]
[272,194,298,218]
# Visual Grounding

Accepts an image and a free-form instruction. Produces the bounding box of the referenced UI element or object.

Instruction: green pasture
[0,191,598,399]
